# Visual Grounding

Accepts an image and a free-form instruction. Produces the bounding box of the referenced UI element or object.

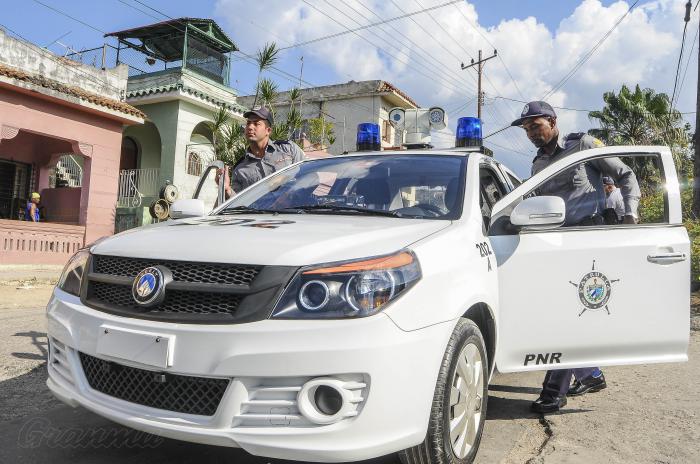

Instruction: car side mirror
[171,199,207,219]
[510,196,565,230]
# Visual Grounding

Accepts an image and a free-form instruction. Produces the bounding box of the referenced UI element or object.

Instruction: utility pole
[461,49,497,119]
[691,0,700,218]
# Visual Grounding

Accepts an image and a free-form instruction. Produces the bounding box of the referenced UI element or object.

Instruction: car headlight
[271,250,421,319]
[57,249,90,296]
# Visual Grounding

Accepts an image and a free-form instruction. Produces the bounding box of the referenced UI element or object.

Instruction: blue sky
[0,0,692,177]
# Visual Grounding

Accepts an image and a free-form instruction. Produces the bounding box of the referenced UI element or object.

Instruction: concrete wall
[171,100,220,208]
[0,85,126,243]
[39,187,81,223]
[272,95,392,155]
[122,121,161,170]
[0,29,127,100]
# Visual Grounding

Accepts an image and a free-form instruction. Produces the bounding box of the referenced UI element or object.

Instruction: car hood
[93,214,451,266]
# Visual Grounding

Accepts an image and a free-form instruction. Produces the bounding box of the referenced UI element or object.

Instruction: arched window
[188,121,214,177]
[120,136,139,171]
[186,151,203,177]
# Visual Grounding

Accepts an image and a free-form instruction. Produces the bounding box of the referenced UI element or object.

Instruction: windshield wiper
[283,204,408,218]
[219,205,286,215]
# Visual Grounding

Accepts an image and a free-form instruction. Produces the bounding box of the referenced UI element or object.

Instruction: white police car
[46,119,689,464]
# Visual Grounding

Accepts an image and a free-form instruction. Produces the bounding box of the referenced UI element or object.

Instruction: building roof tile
[0,62,145,119]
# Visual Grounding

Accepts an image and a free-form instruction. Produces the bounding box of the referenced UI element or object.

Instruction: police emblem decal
[132,266,171,307]
[569,260,619,317]
[521,103,529,116]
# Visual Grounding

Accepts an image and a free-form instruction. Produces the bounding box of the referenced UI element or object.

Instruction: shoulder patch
[591,137,605,147]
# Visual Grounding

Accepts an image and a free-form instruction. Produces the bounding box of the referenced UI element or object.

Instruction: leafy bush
[638,184,699,284]
[679,186,700,285]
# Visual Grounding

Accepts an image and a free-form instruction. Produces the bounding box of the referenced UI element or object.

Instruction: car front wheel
[398,318,488,464]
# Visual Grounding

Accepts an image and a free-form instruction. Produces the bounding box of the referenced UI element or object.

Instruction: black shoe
[531,395,567,413]
[567,373,607,397]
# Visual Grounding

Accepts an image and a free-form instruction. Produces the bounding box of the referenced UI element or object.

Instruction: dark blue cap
[243,106,274,126]
[511,101,557,126]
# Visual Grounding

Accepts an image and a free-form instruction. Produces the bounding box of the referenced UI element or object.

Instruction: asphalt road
[1,285,698,463]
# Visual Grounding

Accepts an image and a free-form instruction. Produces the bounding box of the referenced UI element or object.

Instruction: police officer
[511,101,641,413]
[216,107,305,199]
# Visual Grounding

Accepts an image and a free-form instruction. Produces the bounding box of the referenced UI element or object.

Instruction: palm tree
[588,85,687,147]
[257,78,279,113]
[588,84,692,185]
[251,42,279,108]
[209,106,231,160]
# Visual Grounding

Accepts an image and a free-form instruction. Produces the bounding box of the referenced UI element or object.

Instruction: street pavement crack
[525,414,554,464]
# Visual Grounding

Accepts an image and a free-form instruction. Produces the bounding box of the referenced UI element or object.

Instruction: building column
[78,143,121,243]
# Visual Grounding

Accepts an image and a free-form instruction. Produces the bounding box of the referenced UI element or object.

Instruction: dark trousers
[541,367,600,398]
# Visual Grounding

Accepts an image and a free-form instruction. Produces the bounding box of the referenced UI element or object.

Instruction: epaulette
[565,132,585,141]
[272,139,291,145]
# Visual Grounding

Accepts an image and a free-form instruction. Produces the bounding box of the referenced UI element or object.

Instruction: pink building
[0,29,144,265]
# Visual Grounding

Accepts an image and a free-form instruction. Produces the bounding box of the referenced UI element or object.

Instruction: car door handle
[647,252,686,264]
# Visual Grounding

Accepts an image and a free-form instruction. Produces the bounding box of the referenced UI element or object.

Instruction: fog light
[314,385,343,415]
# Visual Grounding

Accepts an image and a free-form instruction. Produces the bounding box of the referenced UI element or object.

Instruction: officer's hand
[622,215,638,225]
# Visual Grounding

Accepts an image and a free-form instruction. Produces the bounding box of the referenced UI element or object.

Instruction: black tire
[398,318,488,464]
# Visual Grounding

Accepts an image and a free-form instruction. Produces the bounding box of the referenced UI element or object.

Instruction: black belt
[575,214,605,227]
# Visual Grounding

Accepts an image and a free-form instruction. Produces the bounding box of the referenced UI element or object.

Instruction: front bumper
[46,288,456,462]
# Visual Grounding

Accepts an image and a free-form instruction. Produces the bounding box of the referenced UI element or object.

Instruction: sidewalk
[0,265,63,284]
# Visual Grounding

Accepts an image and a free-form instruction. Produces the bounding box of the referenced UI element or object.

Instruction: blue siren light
[455,117,482,148]
[356,123,381,151]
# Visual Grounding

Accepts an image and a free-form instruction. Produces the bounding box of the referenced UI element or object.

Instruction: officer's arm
[230,169,243,198]
[291,142,306,162]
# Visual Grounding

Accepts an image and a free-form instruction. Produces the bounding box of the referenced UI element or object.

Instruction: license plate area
[96,325,174,369]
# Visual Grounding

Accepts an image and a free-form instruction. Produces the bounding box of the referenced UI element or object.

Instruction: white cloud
[216,0,695,177]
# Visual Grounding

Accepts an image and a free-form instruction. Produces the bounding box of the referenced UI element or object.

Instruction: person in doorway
[24,192,40,222]
[215,107,305,200]
[603,176,625,223]
[511,101,641,413]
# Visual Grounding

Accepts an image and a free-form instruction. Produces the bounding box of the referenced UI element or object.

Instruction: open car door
[488,145,689,372]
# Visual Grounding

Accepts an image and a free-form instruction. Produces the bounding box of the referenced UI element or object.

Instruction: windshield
[220,154,467,220]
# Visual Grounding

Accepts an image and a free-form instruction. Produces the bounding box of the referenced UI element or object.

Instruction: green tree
[251,42,279,108]
[306,117,335,148]
[209,106,246,166]
[588,84,692,183]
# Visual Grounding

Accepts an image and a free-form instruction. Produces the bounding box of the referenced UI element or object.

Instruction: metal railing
[117,168,160,208]
[48,155,83,188]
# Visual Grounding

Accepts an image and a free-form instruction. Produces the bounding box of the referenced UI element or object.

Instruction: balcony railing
[117,168,159,208]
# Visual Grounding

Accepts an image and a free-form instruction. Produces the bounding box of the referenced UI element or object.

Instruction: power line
[348,0,478,95]
[314,0,475,97]
[407,0,512,113]
[32,0,106,34]
[484,139,533,158]
[450,1,526,100]
[677,19,699,105]
[299,0,471,99]
[671,1,693,110]
[542,0,640,100]
[490,94,697,115]
[279,0,462,51]
[117,0,382,117]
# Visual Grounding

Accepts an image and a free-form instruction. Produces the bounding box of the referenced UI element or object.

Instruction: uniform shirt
[231,140,305,193]
[605,187,625,221]
[531,133,640,226]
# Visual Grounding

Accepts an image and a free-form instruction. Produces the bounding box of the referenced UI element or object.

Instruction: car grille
[91,282,243,314]
[92,255,260,285]
[83,255,297,324]
[79,352,229,416]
